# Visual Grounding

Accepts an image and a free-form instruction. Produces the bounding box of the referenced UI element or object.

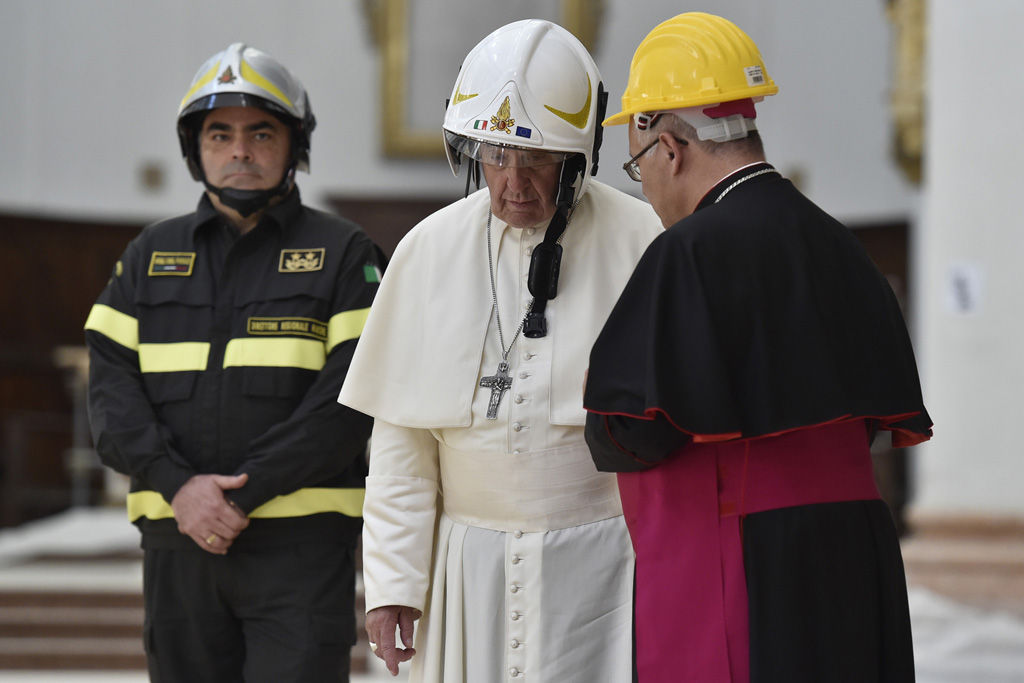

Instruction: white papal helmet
[443,20,607,213]
[176,43,316,216]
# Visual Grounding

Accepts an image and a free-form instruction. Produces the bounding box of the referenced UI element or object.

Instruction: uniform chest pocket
[142,372,197,404]
[135,267,211,307]
[235,268,335,314]
[135,273,214,343]
[240,368,315,400]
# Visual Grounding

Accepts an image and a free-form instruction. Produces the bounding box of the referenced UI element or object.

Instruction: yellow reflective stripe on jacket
[327,307,370,353]
[138,342,211,373]
[86,305,369,371]
[223,337,326,371]
[84,304,139,351]
[127,487,365,521]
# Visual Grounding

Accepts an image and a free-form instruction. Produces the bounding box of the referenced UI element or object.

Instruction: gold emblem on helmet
[218,66,236,85]
[490,97,515,135]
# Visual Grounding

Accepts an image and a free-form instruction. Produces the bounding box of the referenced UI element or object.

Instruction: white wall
[0,0,913,225]
[911,0,1024,519]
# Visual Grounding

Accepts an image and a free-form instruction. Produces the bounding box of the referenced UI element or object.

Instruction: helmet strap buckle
[696,114,757,143]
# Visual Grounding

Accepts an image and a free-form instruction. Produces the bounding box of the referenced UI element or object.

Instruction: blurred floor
[0,660,404,682]
[1,508,1023,682]
[0,508,405,683]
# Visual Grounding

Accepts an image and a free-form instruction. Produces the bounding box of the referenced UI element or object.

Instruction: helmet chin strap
[522,154,586,339]
[203,167,296,218]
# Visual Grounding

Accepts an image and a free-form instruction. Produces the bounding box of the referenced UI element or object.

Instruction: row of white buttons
[507,530,527,678]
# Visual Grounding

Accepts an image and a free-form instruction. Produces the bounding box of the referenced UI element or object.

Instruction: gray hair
[638,114,765,159]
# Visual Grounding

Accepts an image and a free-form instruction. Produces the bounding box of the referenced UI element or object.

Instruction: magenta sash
[618,419,882,683]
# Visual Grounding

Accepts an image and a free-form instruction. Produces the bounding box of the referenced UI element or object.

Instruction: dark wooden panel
[0,213,142,527]
[852,222,911,306]
[850,221,913,535]
[328,194,457,259]
[0,215,139,349]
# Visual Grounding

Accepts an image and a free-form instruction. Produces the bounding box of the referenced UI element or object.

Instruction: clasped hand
[170,473,250,554]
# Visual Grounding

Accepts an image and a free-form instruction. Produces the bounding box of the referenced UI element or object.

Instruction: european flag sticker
[515,126,532,138]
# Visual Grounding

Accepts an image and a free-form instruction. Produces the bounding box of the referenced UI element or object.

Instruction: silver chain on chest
[714,167,778,204]
[486,210,532,362]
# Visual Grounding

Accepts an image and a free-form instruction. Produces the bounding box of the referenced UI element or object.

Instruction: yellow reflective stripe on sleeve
[127,491,174,521]
[250,488,365,518]
[126,487,365,521]
[138,342,211,373]
[223,337,326,371]
[327,307,370,353]
[84,304,139,351]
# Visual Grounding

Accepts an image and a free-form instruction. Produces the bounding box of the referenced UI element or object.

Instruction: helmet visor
[179,92,294,124]
[445,132,573,168]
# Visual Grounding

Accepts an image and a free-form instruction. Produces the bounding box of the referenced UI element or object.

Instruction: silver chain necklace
[478,208,573,419]
[479,210,530,419]
[714,167,778,204]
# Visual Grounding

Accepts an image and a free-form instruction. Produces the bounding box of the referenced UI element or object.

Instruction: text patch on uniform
[279,248,325,272]
[148,252,196,276]
[248,317,328,341]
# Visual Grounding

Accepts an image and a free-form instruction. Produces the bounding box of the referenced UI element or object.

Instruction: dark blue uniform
[86,188,381,682]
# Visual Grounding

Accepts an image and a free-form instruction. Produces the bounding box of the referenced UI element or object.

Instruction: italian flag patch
[363,264,382,283]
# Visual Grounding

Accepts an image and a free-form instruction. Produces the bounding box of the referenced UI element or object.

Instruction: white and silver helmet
[443,20,607,210]
[176,43,316,182]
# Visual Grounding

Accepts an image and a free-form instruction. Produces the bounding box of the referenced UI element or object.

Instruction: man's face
[199,106,291,191]
[481,159,561,229]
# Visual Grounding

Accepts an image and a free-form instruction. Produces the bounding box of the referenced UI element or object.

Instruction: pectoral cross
[479,361,513,420]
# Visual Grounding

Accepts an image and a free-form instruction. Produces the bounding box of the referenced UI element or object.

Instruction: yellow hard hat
[604,12,778,127]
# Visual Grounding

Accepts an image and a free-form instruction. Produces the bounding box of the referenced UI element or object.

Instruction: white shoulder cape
[339,180,662,428]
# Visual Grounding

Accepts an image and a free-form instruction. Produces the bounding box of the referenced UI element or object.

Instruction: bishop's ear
[664,134,692,176]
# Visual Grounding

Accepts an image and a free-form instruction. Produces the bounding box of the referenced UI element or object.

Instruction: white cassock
[340,181,663,683]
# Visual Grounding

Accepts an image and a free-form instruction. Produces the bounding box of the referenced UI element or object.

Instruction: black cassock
[584,164,931,682]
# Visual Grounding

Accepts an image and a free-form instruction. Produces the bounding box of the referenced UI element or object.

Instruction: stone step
[0,635,145,670]
[901,519,1024,620]
[0,590,145,670]
[0,605,142,638]
[0,591,142,608]
[0,587,369,672]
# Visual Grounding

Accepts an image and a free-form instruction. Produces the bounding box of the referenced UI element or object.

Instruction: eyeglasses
[444,132,573,169]
[622,135,688,182]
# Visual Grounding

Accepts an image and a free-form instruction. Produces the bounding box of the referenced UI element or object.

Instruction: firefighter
[85,43,381,682]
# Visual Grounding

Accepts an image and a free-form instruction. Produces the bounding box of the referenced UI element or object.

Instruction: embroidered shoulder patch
[148,252,195,276]
[280,248,325,272]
